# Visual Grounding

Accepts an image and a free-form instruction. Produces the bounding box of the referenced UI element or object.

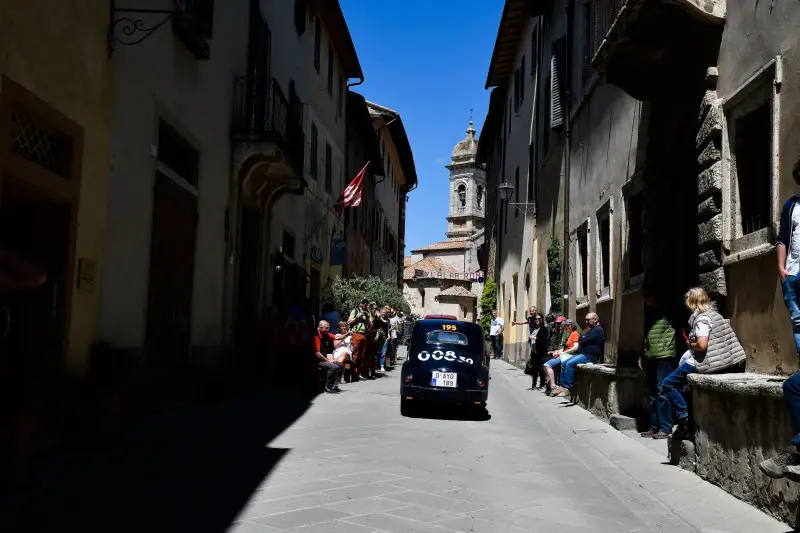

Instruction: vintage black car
[400,319,490,415]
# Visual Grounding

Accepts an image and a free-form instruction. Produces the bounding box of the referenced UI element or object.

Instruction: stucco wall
[0,1,113,371]
[715,0,800,374]
[99,2,247,349]
[566,84,644,364]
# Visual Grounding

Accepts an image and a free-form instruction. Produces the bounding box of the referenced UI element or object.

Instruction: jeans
[560,353,595,390]
[782,372,800,448]
[490,335,503,358]
[658,362,697,421]
[644,358,678,433]
[379,339,388,367]
[319,361,343,388]
[782,275,800,356]
[543,357,561,369]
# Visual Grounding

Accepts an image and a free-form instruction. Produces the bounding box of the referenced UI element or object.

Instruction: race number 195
[441,324,457,331]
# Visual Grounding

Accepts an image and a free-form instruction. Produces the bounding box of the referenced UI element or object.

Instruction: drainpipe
[562,5,573,316]
[347,77,365,89]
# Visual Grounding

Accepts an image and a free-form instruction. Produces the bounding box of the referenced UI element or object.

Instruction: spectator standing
[489,310,504,359]
[347,298,371,381]
[322,303,341,335]
[761,177,800,479]
[553,313,605,398]
[526,313,550,391]
[638,291,678,439]
[513,306,538,346]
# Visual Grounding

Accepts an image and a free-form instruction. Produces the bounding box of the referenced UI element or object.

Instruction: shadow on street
[403,403,491,422]
[0,385,312,533]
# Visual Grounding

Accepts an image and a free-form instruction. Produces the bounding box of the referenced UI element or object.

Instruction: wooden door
[145,171,198,375]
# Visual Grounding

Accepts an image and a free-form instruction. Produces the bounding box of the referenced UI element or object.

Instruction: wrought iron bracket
[108,0,185,54]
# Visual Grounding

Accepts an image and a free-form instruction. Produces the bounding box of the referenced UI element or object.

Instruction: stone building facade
[480,0,800,525]
[404,122,484,320]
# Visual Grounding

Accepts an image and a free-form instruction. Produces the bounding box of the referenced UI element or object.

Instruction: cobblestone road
[230,348,788,532]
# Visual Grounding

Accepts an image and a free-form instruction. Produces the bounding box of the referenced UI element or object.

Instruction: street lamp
[497,181,514,202]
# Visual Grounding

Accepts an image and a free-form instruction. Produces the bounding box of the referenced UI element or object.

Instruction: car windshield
[426,331,468,346]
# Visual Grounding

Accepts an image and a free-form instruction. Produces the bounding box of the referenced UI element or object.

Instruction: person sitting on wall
[657,287,746,440]
[314,320,349,393]
[761,166,800,480]
[543,319,579,395]
[552,313,605,398]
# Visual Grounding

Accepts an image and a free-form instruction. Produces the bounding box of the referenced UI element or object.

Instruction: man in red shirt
[315,320,348,393]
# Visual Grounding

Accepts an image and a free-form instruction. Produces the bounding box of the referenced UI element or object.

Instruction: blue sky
[339,0,503,255]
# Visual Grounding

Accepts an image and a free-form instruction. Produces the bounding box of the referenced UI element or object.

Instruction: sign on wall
[330,235,346,266]
[413,270,484,281]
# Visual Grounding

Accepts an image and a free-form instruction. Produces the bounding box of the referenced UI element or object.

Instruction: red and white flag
[334,161,369,216]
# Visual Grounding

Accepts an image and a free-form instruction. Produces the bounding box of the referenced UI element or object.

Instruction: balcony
[590,0,725,101]
[232,76,305,179]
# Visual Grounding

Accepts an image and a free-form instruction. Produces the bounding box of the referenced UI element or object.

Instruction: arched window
[477,186,483,208]
[458,184,466,208]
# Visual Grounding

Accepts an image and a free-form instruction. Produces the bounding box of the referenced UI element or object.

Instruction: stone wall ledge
[687,372,786,398]
[576,363,641,379]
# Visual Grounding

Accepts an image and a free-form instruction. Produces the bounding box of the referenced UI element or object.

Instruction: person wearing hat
[347,298,371,381]
[546,315,567,354]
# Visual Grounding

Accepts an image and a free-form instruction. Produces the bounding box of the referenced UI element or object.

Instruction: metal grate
[9,110,72,178]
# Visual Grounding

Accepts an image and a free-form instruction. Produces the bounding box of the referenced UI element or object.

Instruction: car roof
[416,318,481,330]
[424,314,457,319]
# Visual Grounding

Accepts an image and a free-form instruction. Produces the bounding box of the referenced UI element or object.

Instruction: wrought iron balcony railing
[232,76,305,173]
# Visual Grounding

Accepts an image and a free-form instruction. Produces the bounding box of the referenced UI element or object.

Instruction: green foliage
[547,235,563,314]
[329,276,407,316]
[479,278,498,334]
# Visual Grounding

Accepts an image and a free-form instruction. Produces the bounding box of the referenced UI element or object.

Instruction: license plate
[431,372,457,388]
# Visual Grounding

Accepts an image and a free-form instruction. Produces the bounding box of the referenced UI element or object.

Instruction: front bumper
[401,384,488,404]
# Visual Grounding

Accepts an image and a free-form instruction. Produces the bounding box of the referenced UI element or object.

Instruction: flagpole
[303,161,369,246]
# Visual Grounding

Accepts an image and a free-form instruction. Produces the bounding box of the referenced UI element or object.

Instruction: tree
[479,278,497,335]
[329,275,407,316]
[547,235,562,314]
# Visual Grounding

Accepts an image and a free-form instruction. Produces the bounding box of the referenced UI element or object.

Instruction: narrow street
[231,348,788,533]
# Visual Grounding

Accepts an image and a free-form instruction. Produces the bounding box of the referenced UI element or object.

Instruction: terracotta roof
[438,285,476,298]
[403,257,457,280]
[410,240,470,253]
[404,256,414,267]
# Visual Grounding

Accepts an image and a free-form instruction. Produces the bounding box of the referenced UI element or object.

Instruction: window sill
[596,294,613,305]
[722,242,774,266]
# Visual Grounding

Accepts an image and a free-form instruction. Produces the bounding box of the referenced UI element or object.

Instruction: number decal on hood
[417,351,473,365]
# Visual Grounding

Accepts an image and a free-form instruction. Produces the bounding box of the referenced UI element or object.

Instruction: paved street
[230,348,788,533]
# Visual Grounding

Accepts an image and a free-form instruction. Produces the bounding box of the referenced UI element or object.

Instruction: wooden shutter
[550,38,566,129]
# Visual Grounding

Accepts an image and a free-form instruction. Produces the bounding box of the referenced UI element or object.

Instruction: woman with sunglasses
[527,313,550,391]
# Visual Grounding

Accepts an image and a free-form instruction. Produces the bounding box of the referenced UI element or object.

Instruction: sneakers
[640,429,657,437]
[381,366,386,372]
[555,388,570,398]
[324,386,340,393]
[651,431,670,440]
[759,446,800,479]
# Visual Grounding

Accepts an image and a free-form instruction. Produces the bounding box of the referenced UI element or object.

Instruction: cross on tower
[469,108,473,122]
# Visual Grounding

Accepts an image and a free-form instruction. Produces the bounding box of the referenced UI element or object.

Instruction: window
[597,207,611,294]
[313,17,321,72]
[723,58,779,254]
[325,142,332,192]
[337,71,344,117]
[327,44,334,96]
[733,102,771,235]
[294,0,305,34]
[530,26,538,76]
[426,331,468,346]
[513,68,521,113]
[578,226,589,299]
[626,192,644,279]
[310,122,318,179]
[458,184,466,209]
[514,166,520,218]
[477,186,483,209]
[550,37,566,129]
[421,288,425,308]
[158,119,200,186]
[543,73,551,155]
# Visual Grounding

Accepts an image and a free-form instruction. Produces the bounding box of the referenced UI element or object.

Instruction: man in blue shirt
[760,181,800,480]
[554,312,604,398]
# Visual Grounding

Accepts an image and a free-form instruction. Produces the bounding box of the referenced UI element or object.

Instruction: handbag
[524,358,535,375]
